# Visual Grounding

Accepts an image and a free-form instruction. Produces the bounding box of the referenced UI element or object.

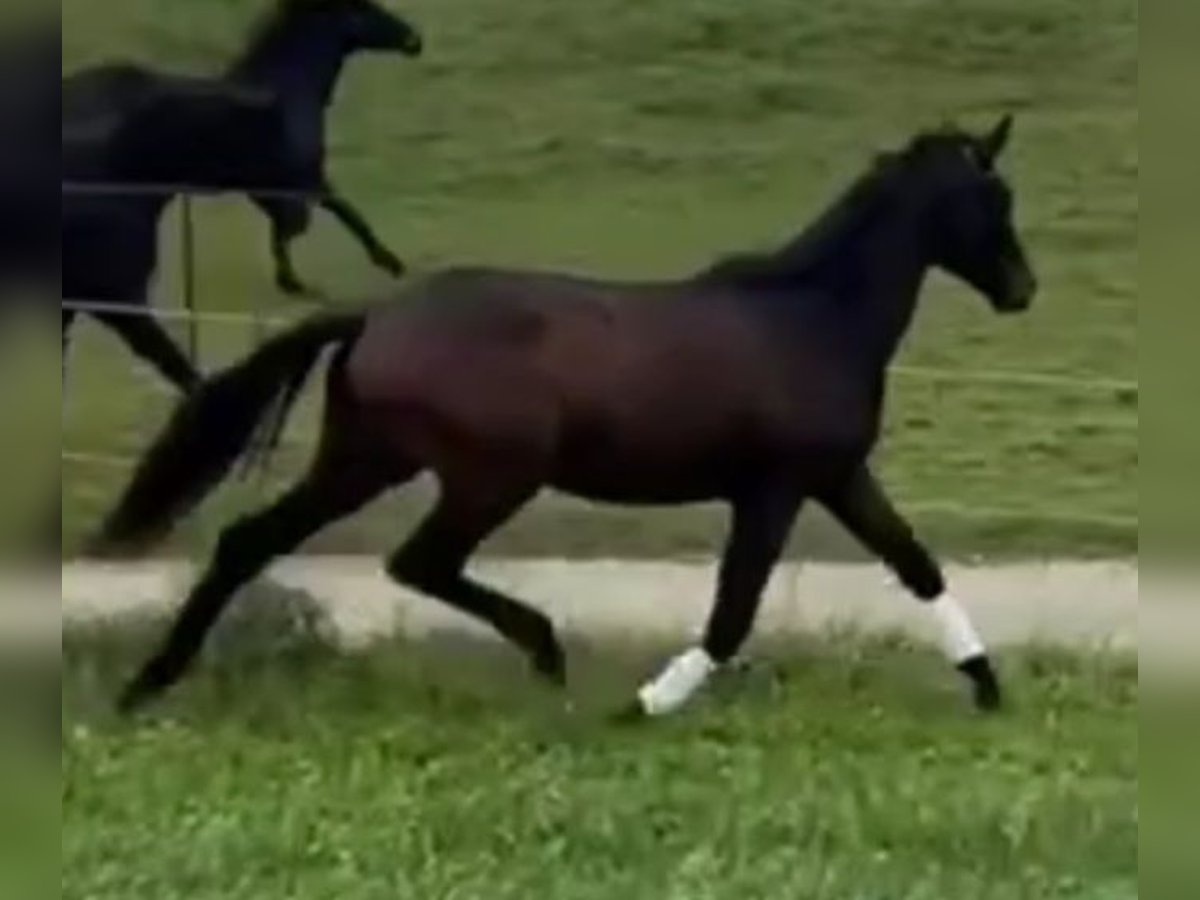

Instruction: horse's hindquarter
[347,277,567,467]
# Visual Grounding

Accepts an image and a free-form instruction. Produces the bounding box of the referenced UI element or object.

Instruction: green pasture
[60,604,1137,900]
[45,6,1142,896]
[38,0,1139,559]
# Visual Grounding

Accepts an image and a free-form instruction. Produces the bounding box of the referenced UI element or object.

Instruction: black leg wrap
[958,655,1003,712]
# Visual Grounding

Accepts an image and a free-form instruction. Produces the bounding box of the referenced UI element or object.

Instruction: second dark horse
[65,0,424,300]
[95,119,1037,718]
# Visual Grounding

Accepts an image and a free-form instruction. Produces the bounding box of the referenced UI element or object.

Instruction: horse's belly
[548,392,875,505]
[552,460,732,506]
[549,407,751,504]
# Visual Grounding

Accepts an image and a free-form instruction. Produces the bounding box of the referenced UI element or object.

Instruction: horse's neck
[807,208,931,369]
[229,33,347,112]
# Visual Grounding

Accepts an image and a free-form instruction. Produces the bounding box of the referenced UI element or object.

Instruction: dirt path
[8,558,1162,664]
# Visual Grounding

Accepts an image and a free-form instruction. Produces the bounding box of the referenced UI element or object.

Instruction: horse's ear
[978,115,1014,169]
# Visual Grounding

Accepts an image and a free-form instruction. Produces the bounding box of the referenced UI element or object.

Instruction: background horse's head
[273,0,423,58]
[904,117,1037,314]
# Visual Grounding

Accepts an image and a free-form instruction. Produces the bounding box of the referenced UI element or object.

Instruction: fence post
[179,193,199,363]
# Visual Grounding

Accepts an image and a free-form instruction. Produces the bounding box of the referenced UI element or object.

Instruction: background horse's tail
[90,312,365,556]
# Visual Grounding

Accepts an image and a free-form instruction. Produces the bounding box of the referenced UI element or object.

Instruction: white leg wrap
[930,595,986,663]
[638,647,718,717]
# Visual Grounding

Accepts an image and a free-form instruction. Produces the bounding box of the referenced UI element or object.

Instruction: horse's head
[294,0,423,58]
[909,116,1037,314]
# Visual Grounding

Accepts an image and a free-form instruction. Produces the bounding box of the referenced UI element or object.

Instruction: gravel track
[6,558,1162,665]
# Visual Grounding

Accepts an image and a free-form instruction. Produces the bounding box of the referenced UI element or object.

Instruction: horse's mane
[697,127,971,290]
[233,0,345,70]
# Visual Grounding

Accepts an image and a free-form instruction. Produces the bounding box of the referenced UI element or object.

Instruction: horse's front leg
[253,195,316,298]
[630,485,804,718]
[319,184,405,279]
[821,467,1002,711]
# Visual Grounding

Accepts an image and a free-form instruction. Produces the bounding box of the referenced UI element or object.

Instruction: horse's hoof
[277,274,322,301]
[529,634,567,688]
[116,668,166,717]
[532,654,567,689]
[115,684,151,718]
[974,683,1004,713]
[959,656,1004,714]
[373,250,406,279]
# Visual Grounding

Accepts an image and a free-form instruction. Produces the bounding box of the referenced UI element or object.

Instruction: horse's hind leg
[254,196,315,298]
[386,480,565,684]
[821,467,1001,712]
[95,307,200,394]
[118,461,389,713]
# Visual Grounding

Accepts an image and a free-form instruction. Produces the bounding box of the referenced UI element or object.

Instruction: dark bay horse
[64,0,423,298]
[94,119,1037,718]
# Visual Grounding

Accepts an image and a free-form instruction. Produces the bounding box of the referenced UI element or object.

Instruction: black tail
[90,312,364,556]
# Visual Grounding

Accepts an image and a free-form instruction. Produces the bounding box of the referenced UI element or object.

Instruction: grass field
[18,0,1138,559]
[60,613,1137,900]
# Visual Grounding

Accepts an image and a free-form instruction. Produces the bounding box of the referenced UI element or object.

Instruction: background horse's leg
[635,486,803,717]
[386,479,564,683]
[94,305,200,394]
[118,461,388,712]
[820,468,1002,711]
[253,195,315,297]
[319,184,404,278]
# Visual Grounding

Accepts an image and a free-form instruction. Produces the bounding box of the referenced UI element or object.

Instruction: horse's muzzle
[401,32,424,57]
[995,262,1037,313]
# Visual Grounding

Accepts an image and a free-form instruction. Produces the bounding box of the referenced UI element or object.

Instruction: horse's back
[62,64,226,134]
[363,267,696,355]
[63,64,158,121]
